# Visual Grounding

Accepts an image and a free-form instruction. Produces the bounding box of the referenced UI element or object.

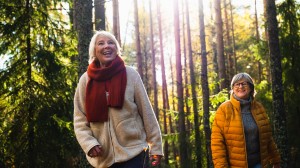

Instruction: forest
[0,0,299,167]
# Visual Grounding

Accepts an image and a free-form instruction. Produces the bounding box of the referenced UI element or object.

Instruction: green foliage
[209,89,229,109]
[209,89,229,126]
[0,0,80,167]
[254,80,273,117]
[277,0,300,166]
[249,40,269,62]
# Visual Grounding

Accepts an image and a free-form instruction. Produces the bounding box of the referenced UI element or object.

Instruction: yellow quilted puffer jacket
[211,94,280,168]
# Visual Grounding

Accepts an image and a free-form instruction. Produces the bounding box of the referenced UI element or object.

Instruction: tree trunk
[263,0,271,83]
[199,0,213,167]
[73,0,93,77]
[209,1,220,94]
[133,0,143,79]
[25,1,35,167]
[223,0,234,81]
[265,0,289,167]
[112,0,121,45]
[169,55,179,168]
[156,0,172,165]
[214,0,228,91]
[185,0,201,167]
[181,0,191,137]
[173,0,189,167]
[141,3,150,93]
[229,0,237,75]
[149,0,158,120]
[254,0,262,83]
[94,0,106,31]
[73,0,93,166]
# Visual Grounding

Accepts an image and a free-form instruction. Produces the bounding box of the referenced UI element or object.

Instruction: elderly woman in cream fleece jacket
[74,31,163,168]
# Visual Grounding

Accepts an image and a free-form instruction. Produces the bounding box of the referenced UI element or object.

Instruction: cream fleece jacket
[74,66,163,168]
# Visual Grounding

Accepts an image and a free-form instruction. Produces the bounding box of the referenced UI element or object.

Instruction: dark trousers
[109,149,149,168]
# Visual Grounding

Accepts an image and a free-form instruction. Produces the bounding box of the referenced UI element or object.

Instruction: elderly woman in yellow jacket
[211,73,280,168]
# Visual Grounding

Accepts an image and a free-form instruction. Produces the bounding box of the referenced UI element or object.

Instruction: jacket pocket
[115,118,144,147]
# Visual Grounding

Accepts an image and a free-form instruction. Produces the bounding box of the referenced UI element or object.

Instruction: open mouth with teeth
[103,51,112,55]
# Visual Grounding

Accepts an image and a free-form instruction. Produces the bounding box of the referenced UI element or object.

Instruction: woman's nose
[103,43,109,48]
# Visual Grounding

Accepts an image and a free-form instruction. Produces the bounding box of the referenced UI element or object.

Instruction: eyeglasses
[233,82,249,88]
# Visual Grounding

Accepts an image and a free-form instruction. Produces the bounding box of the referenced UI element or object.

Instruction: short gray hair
[230,72,256,98]
[88,31,122,64]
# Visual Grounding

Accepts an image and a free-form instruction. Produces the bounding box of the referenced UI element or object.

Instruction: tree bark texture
[181,0,191,137]
[265,0,289,167]
[149,0,158,120]
[199,0,213,167]
[229,0,237,75]
[254,0,262,82]
[156,0,172,165]
[94,0,106,31]
[223,0,234,81]
[113,0,121,45]
[73,0,93,77]
[214,0,228,91]
[209,1,220,94]
[133,0,143,79]
[173,0,189,167]
[169,55,179,168]
[185,0,202,167]
[25,1,35,167]
[263,0,271,83]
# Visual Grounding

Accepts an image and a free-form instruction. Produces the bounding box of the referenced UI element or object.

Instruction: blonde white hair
[88,31,122,64]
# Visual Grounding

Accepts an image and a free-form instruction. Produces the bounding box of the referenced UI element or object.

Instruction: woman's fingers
[95,145,103,156]
[88,145,104,157]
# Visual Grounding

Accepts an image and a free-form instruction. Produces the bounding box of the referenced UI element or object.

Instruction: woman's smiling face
[94,36,117,67]
[232,79,251,100]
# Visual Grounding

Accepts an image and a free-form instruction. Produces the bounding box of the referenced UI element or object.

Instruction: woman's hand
[88,145,103,157]
[273,163,280,168]
[150,155,162,166]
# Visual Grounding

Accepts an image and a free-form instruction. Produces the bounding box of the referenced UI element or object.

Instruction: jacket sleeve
[211,105,229,168]
[73,73,100,154]
[133,71,163,156]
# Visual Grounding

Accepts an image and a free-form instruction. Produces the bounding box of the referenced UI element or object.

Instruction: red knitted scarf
[85,56,127,122]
